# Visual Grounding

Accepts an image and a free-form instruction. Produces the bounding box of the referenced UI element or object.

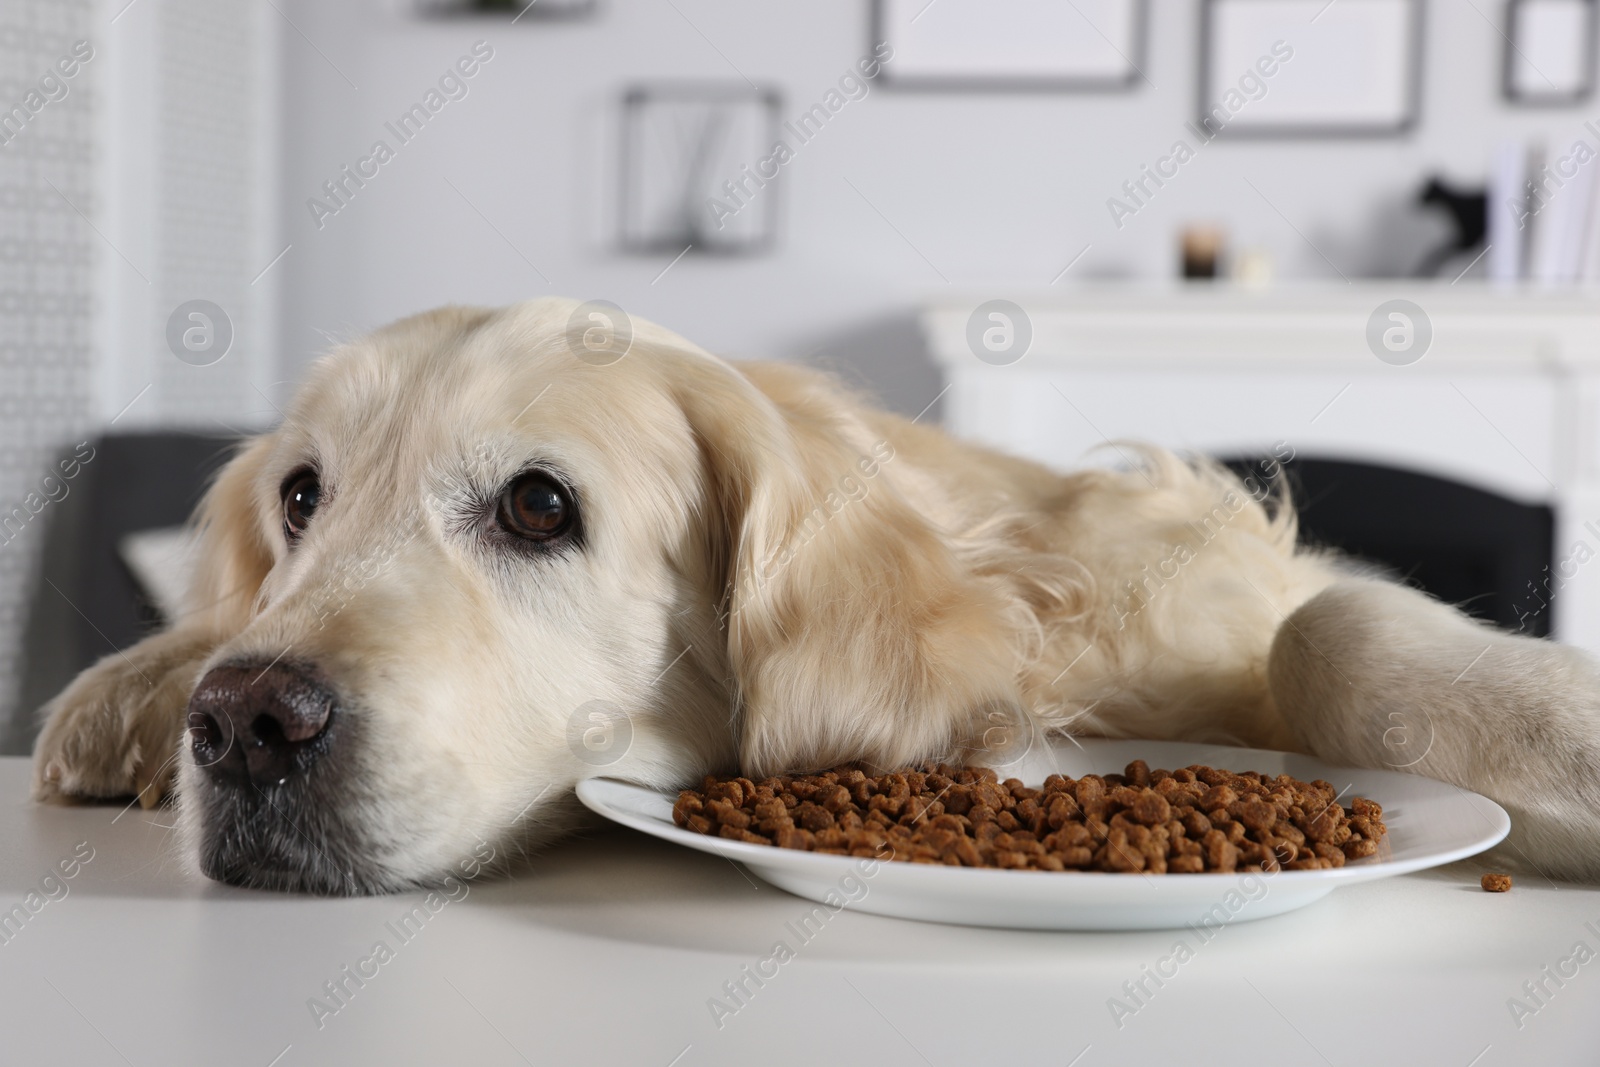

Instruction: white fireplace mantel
[922,283,1600,652]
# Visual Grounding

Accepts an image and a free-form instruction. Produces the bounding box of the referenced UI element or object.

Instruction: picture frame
[413,0,597,19]
[1504,0,1598,106]
[872,0,1147,92]
[1199,0,1424,138]
[618,83,783,256]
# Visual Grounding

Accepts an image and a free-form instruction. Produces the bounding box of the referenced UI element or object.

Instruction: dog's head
[176,298,1028,893]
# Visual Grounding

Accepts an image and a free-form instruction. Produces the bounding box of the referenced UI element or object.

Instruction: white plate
[576,739,1511,930]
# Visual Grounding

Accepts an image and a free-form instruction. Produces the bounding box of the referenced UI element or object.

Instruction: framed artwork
[873,0,1147,91]
[618,84,782,255]
[1199,0,1423,137]
[1505,0,1598,105]
[415,0,597,18]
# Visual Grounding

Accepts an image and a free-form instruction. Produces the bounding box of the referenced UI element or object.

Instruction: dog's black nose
[187,661,336,785]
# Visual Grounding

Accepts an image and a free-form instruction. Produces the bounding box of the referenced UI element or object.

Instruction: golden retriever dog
[29,297,1600,892]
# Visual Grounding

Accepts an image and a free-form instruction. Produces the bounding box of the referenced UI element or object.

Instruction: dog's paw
[32,630,215,806]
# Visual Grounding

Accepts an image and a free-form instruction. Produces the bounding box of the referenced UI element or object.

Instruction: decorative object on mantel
[414,0,597,17]
[873,0,1146,91]
[1199,0,1422,137]
[1414,178,1487,278]
[1181,225,1226,279]
[618,83,782,256]
[1231,247,1274,286]
[1504,0,1597,106]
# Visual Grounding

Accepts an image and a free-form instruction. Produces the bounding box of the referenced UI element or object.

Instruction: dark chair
[5,433,239,755]
[1225,456,1555,636]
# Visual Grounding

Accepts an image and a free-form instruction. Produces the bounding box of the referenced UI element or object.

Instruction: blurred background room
[5,0,1600,751]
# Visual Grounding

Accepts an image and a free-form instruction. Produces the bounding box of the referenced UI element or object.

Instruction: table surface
[1,756,1597,1067]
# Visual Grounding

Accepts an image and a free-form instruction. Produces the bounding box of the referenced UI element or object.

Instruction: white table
[0,755,1594,1066]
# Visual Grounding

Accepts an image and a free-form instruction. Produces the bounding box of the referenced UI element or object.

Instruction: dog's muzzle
[183,658,377,894]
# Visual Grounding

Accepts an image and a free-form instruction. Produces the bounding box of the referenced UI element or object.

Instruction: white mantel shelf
[925,283,1600,370]
[921,283,1600,652]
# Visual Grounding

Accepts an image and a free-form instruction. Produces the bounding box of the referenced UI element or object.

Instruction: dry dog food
[1481,872,1513,892]
[673,760,1387,873]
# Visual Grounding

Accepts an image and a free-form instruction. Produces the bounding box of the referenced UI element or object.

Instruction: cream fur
[28,296,1600,889]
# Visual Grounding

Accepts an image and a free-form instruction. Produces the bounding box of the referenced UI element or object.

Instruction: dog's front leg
[31,627,217,806]
[1267,579,1600,882]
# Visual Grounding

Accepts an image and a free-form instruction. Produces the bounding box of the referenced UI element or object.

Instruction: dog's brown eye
[497,472,571,540]
[283,472,321,540]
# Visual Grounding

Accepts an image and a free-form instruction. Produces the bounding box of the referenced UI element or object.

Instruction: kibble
[672,759,1388,873]
[1481,872,1513,893]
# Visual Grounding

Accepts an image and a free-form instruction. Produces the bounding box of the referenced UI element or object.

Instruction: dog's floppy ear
[182,436,277,636]
[671,358,1025,778]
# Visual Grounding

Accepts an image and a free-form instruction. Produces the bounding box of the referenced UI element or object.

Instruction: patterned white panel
[0,0,97,745]
[0,0,275,743]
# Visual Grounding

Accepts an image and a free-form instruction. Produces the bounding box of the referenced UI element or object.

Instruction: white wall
[97,0,280,431]
[276,0,1600,417]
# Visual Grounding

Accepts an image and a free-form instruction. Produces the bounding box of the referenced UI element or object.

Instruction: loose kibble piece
[671,762,1386,875]
[1481,872,1513,893]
